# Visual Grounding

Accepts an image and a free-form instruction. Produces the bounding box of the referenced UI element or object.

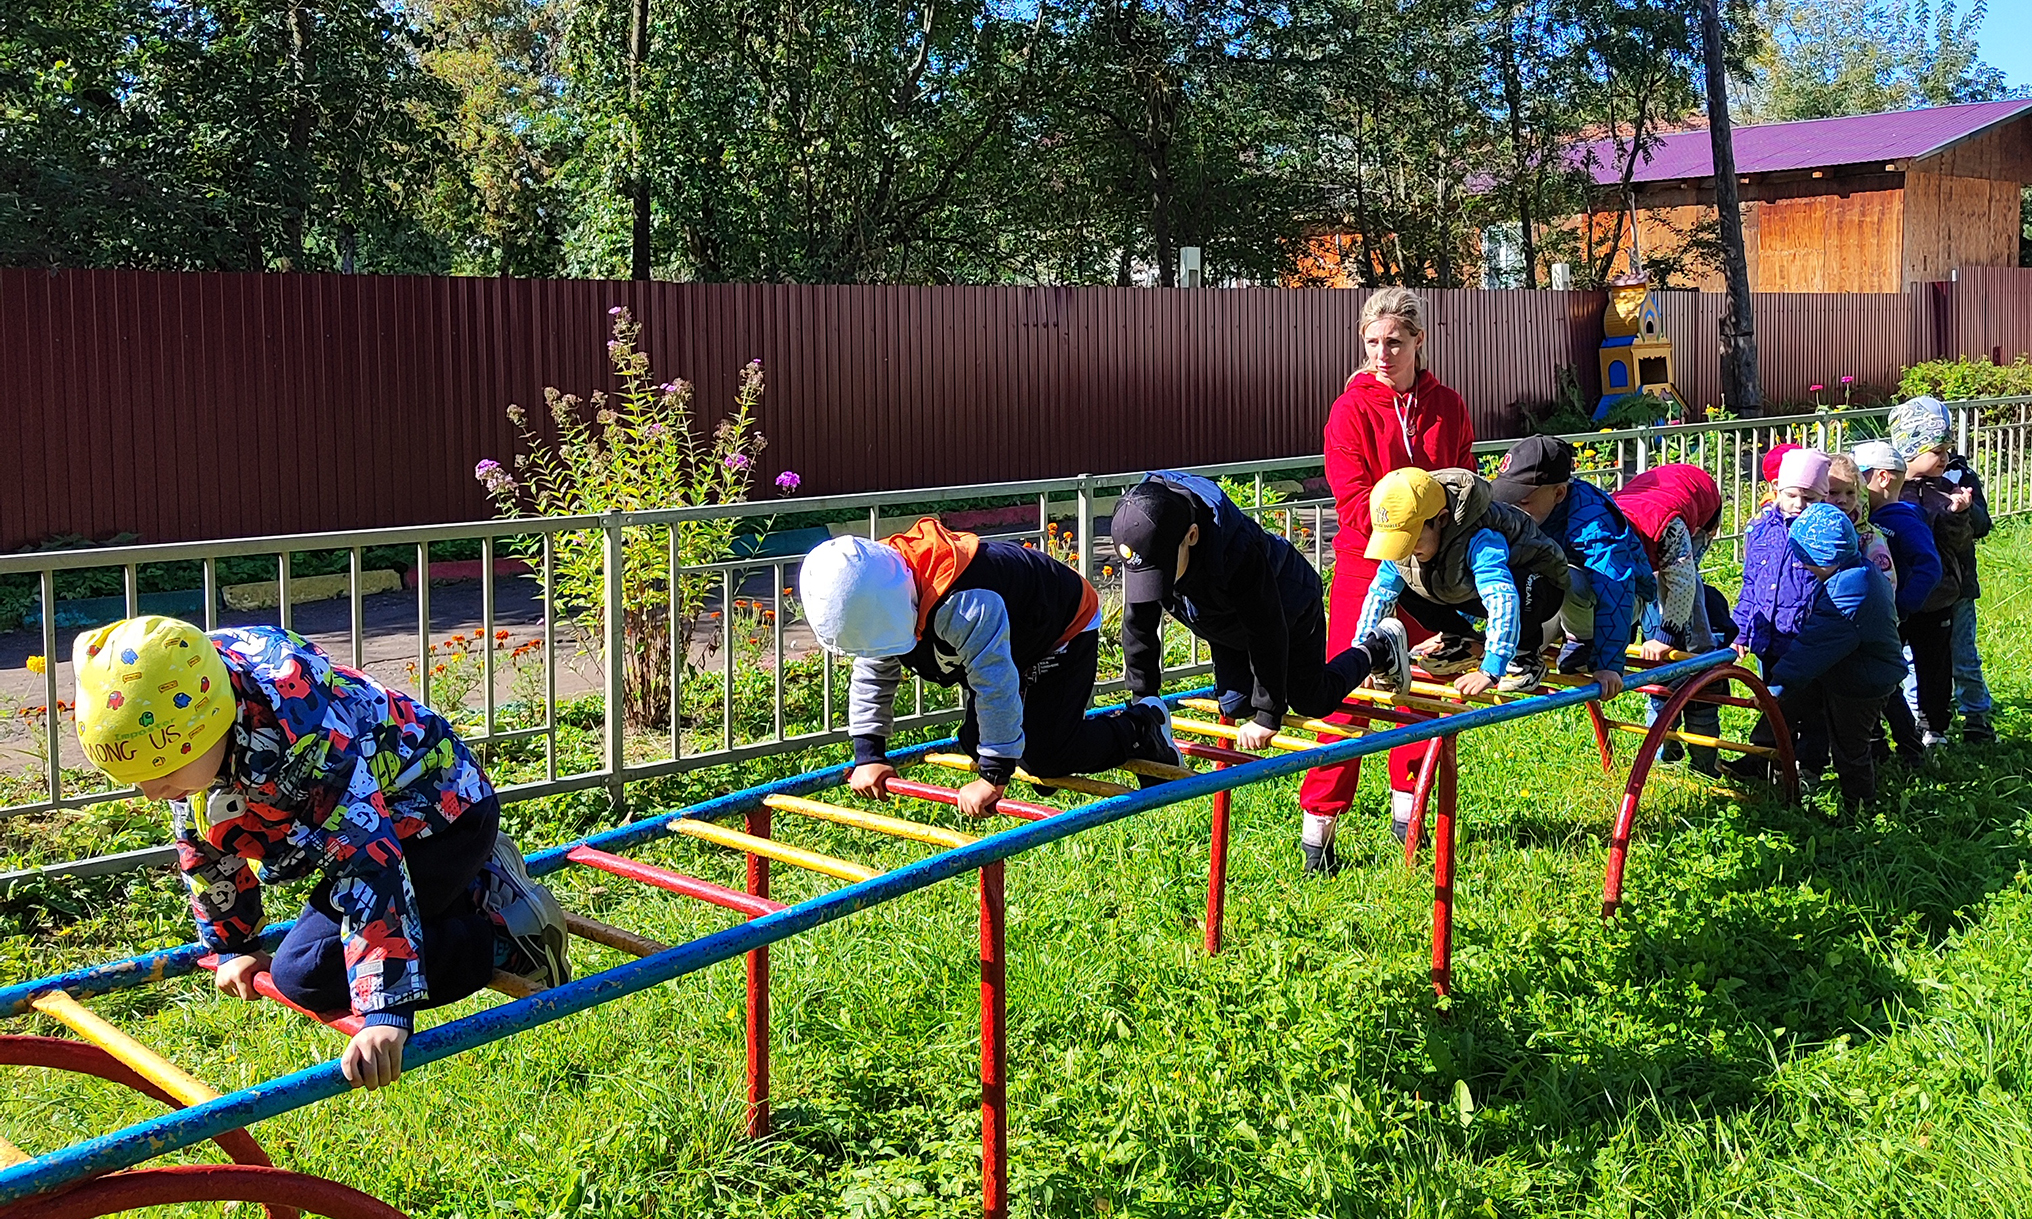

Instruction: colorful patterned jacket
[173,627,493,1019]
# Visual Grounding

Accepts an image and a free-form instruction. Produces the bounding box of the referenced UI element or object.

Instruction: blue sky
[1977,3,2032,91]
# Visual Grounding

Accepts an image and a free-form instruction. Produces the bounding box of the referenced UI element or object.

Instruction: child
[1354,467,1569,697]
[1491,435,1653,700]
[1612,464,1726,774]
[801,519,1181,818]
[72,618,568,1092]
[1827,453,1895,600]
[1889,396,1977,748]
[1853,439,1941,762]
[1763,504,1906,809]
[1893,400,1991,743]
[1343,468,1567,844]
[1724,448,1829,780]
[1757,442,1802,510]
[1300,288,1475,858]
[1111,473,1411,874]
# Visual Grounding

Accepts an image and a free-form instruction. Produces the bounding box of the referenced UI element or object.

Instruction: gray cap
[1851,440,1906,475]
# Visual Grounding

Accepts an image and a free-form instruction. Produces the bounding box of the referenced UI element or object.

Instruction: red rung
[567,846,786,918]
[1176,740,1254,766]
[883,778,1058,822]
[196,956,364,1036]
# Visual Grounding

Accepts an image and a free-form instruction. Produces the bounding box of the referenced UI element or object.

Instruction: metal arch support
[0,1165,404,1219]
[1600,664,1797,917]
[0,1036,293,1219]
[1402,737,1445,869]
[1585,702,1616,772]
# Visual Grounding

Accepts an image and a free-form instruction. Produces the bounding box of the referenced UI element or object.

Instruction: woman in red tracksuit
[1296,287,1475,872]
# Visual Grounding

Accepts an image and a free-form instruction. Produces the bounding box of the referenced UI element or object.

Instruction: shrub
[1898,355,2032,404]
[479,306,796,729]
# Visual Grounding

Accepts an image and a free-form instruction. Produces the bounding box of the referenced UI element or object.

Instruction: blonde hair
[1826,454,1859,486]
[1357,288,1429,374]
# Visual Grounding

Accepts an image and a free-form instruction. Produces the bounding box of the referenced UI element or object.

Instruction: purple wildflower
[475,459,515,495]
[775,469,802,492]
[1809,384,1824,393]
[608,305,623,315]
[725,452,752,472]
[1841,375,1855,384]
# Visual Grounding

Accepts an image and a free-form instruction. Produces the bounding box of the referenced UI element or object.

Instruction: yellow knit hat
[72,616,233,783]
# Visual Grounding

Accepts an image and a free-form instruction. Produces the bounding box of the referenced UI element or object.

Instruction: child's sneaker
[1362,619,1412,693]
[1413,634,1482,677]
[1658,738,1686,764]
[1719,753,1770,784]
[1687,746,1721,777]
[1127,696,1182,787]
[1497,651,1546,693]
[1300,811,1340,876]
[1390,789,1425,849]
[479,836,571,990]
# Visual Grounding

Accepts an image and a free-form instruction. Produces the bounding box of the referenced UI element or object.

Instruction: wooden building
[1575,100,2032,293]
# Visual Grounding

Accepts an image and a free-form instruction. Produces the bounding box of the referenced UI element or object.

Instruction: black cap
[1491,435,1575,503]
[1110,481,1197,603]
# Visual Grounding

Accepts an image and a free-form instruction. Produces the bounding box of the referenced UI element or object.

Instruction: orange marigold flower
[495,629,511,641]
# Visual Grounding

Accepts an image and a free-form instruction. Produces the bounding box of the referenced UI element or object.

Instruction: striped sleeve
[1353,561,1406,645]
[1465,529,1521,677]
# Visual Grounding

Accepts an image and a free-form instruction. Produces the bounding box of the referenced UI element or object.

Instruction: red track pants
[1297,554,1434,815]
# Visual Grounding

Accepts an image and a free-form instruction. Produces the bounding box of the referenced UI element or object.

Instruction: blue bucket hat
[1788,501,1859,567]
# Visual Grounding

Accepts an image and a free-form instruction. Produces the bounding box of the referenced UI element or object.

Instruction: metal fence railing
[6,398,2030,887]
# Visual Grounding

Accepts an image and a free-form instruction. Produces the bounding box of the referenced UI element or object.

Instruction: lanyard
[1392,390,1418,461]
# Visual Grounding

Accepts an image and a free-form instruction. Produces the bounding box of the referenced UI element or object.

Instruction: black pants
[1208,602,1365,721]
[1786,684,1887,804]
[1903,608,1955,738]
[269,797,502,1017]
[958,630,1142,779]
[1396,574,1563,659]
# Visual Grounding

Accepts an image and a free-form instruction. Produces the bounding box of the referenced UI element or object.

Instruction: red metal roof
[1578,99,2032,185]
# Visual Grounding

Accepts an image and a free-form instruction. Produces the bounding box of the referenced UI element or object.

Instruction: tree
[1745,0,2019,122]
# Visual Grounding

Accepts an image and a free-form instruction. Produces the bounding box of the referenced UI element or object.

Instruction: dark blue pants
[269,798,502,1017]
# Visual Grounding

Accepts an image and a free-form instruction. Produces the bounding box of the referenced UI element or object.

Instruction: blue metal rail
[0,652,1734,1206]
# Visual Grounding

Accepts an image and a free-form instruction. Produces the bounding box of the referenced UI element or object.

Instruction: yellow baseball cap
[72,616,233,784]
[1365,468,1447,562]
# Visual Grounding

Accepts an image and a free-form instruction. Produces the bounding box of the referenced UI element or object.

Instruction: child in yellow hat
[1354,467,1570,697]
[73,616,569,1090]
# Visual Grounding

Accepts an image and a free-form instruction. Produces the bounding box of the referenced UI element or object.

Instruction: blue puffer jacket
[1765,559,1905,701]
[1732,504,1820,664]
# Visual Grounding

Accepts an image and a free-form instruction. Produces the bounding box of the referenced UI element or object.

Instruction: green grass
[10,527,2032,1217]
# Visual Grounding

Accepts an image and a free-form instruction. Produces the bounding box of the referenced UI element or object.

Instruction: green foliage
[481,307,777,729]
[1744,0,2021,123]
[1900,355,2032,404]
[1523,368,1670,436]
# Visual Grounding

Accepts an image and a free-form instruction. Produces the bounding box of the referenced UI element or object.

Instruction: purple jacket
[1732,504,1820,662]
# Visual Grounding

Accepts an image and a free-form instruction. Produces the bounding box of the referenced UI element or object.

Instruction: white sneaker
[1300,811,1340,875]
[1390,788,1424,847]
[1362,619,1412,693]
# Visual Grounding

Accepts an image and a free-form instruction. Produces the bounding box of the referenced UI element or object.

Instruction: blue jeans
[1952,598,1992,729]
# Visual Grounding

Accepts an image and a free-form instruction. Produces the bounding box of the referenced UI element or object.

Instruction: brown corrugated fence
[3,269,2028,548]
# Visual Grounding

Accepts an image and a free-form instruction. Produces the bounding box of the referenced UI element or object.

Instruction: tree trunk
[1702,0,1761,414]
[283,1,317,272]
[628,0,652,281]
[1498,6,1537,287]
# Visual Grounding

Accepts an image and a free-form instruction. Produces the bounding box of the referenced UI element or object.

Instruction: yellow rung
[0,1134,27,1167]
[565,912,670,958]
[765,794,976,850]
[1338,684,1477,717]
[670,819,880,883]
[1627,643,1698,662]
[1600,718,1778,758]
[489,969,542,999]
[1178,697,1374,740]
[1170,717,1325,754]
[1118,757,1195,781]
[31,990,219,1108]
[922,753,1134,797]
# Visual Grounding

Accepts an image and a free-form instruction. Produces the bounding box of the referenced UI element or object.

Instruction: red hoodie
[1324,369,1475,558]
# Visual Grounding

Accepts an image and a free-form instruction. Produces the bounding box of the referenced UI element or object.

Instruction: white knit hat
[798,535,919,658]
